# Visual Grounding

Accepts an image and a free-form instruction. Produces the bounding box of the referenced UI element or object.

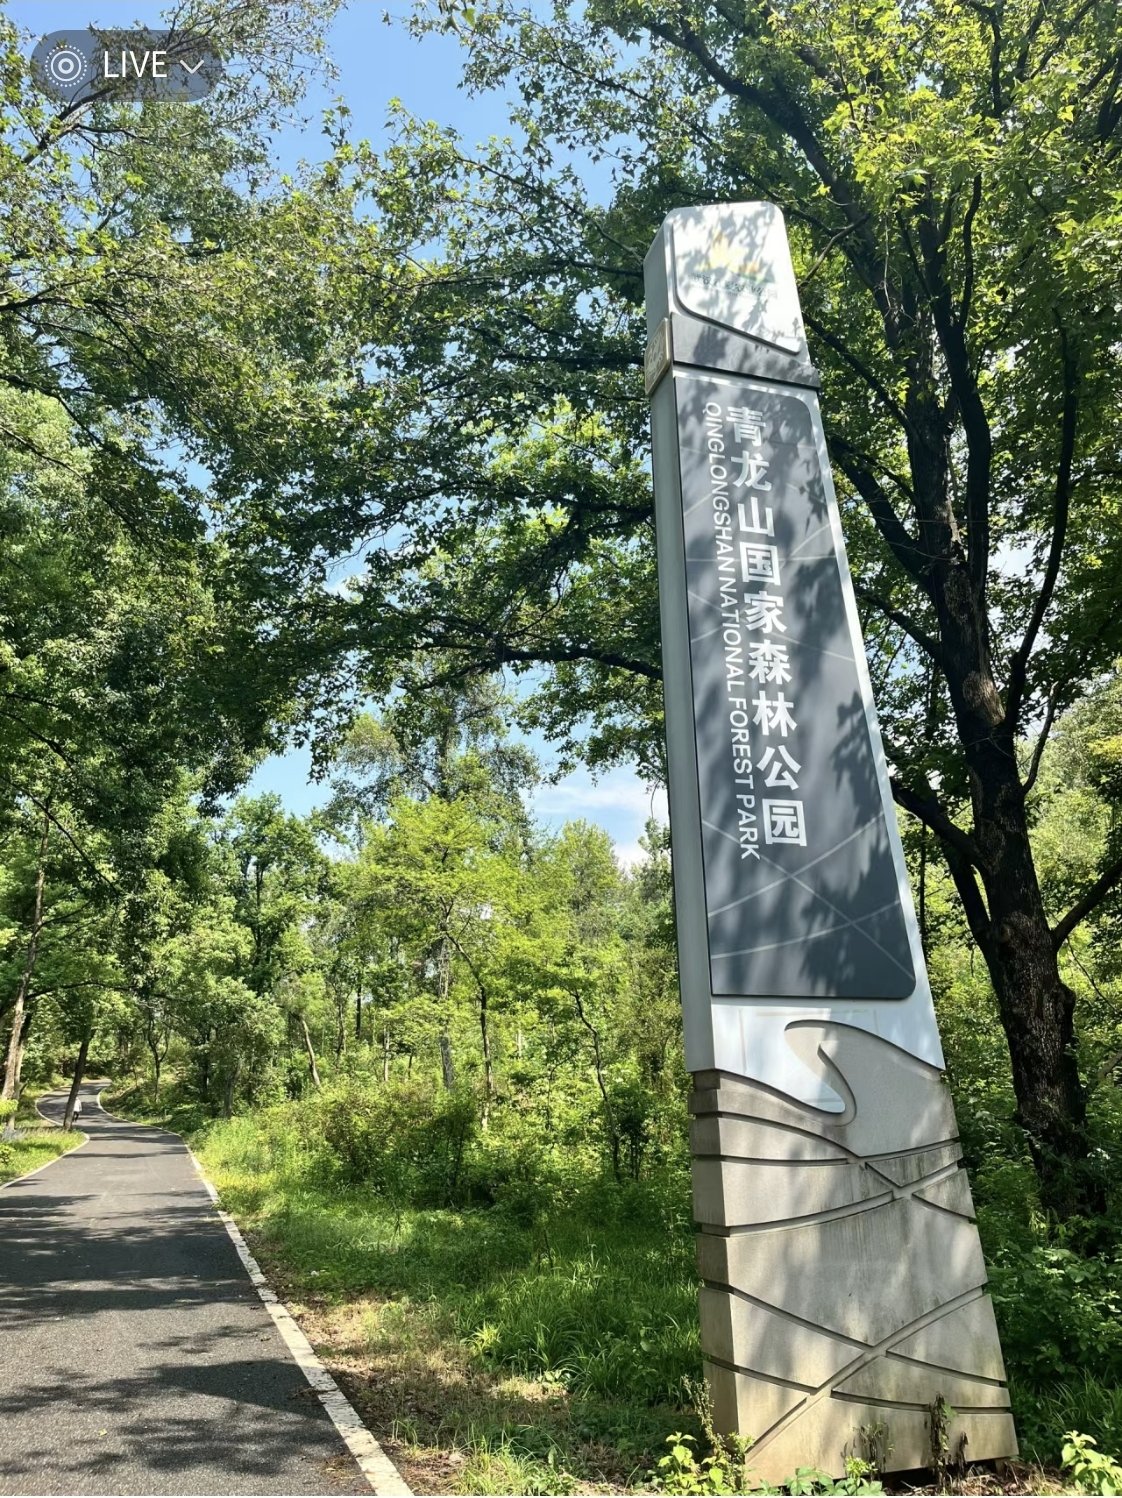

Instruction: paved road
[0,1085,368,1496]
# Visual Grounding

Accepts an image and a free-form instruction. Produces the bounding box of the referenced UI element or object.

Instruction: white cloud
[531,766,668,862]
[613,838,650,870]
[534,765,666,816]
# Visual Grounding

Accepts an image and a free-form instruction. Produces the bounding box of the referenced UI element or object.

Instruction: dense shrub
[308,1074,647,1218]
[314,1077,478,1206]
[990,1244,1122,1388]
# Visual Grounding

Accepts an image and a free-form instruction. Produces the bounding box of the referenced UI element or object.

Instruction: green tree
[1,0,386,818]
[278,0,1122,1211]
[323,673,539,844]
[355,792,525,1112]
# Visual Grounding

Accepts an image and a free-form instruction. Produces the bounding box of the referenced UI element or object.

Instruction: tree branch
[799,218,867,288]
[1005,321,1078,730]
[1052,849,1122,949]
[915,200,993,599]
[646,15,900,343]
[943,839,994,951]
[18,789,116,891]
[832,438,932,586]
[963,1,1004,113]
[802,314,910,431]
[465,640,662,681]
[960,173,983,325]
[1022,684,1058,796]
[890,775,984,869]
[855,586,942,661]
[890,772,993,949]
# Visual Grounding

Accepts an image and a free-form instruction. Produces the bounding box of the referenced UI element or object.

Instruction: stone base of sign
[690,1021,1017,1483]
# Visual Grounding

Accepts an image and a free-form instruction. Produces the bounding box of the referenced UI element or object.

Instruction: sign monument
[645,204,1016,1480]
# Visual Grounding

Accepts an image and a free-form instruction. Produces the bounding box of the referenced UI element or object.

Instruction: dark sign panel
[674,373,916,1000]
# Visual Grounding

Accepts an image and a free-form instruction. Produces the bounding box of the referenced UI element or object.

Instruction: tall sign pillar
[645,204,1016,1480]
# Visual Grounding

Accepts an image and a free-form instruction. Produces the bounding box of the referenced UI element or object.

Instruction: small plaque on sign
[644,318,672,396]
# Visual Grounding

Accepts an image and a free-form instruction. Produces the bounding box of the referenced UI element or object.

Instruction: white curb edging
[98,1091,412,1497]
[187,1150,413,1497]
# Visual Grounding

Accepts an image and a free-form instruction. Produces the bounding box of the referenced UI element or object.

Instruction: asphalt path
[0,1085,368,1496]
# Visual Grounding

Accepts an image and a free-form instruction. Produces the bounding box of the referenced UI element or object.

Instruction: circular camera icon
[30,31,96,100]
[45,45,90,87]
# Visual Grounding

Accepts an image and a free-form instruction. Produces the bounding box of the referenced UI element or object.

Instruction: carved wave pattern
[689,1022,1018,1479]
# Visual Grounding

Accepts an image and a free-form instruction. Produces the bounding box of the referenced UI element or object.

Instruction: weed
[1061,1431,1122,1496]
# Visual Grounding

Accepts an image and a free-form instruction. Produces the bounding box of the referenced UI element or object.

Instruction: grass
[199,1121,702,1492]
[99,1082,210,1137]
[1013,1372,1122,1470]
[0,1092,84,1185]
[0,1131,82,1184]
[105,1082,1104,1495]
[108,1085,702,1493]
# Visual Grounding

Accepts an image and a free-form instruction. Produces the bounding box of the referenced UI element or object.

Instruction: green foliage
[459,1435,576,1496]
[183,1095,699,1406]
[650,1436,883,1496]
[990,1246,1122,1391]
[779,1462,883,1497]
[0,0,362,1109]
[316,1077,479,1207]
[653,1433,741,1495]
[459,1205,696,1401]
[332,0,1122,1221]
[26,674,1122,1483]
[1028,1380,1122,1475]
[3,0,1122,1470]
[1062,1432,1122,1496]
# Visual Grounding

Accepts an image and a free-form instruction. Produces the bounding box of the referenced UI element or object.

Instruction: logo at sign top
[704,231,774,282]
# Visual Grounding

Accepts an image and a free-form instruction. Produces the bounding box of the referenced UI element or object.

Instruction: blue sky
[7,0,665,861]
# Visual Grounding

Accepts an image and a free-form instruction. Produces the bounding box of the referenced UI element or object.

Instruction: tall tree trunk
[454,944,495,1126]
[933,547,1099,1215]
[918,826,929,961]
[300,1016,322,1089]
[9,1007,34,1102]
[1,811,50,1102]
[872,359,1098,1215]
[143,1005,165,1105]
[436,935,455,1088]
[974,761,1092,1213]
[63,1032,91,1130]
[355,988,363,1043]
[917,665,939,963]
[438,1031,455,1090]
[636,0,1107,1219]
[335,994,346,1060]
[223,1064,237,1118]
[382,1024,391,1082]
[571,987,620,1180]
[478,986,494,1129]
[2,992,26,1105]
